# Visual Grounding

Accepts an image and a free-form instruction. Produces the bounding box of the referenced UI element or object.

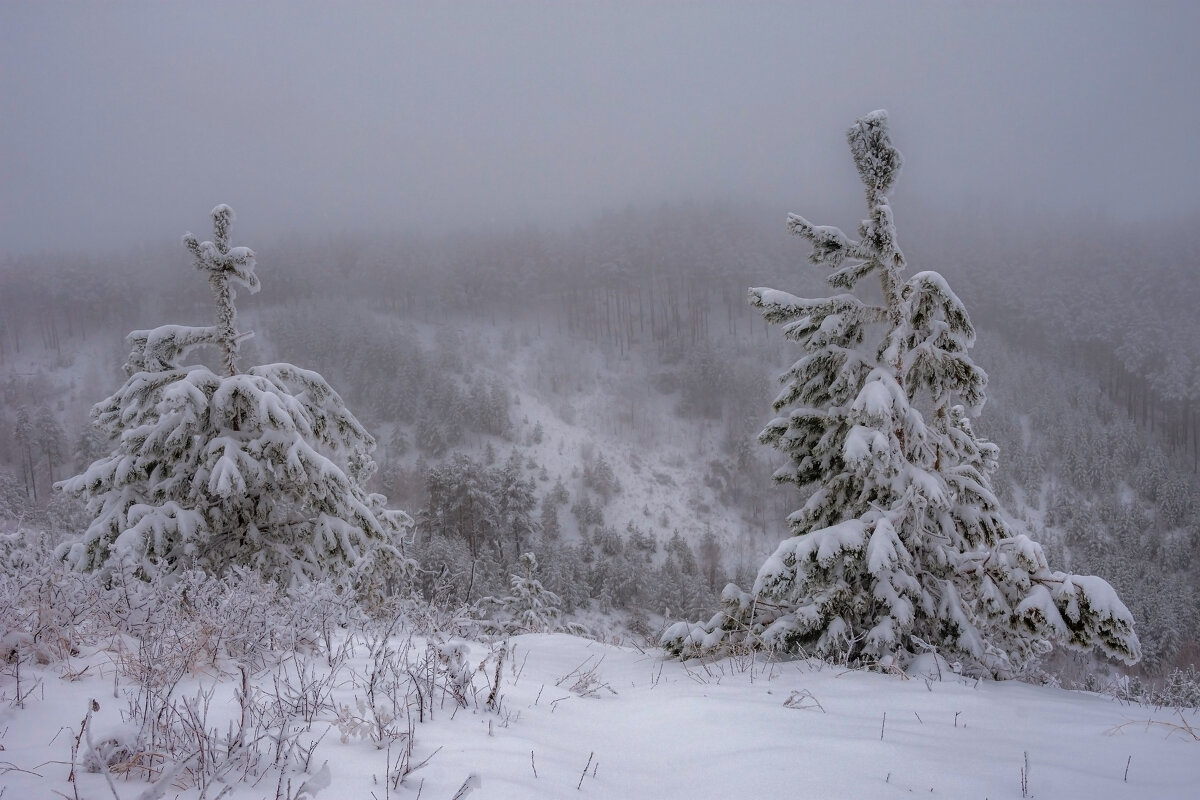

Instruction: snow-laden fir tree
[56,206,414,596]
[662,112,1140,677]
[473,552,563,634]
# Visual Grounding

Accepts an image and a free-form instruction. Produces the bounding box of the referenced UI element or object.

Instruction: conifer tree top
[181,204,259,376]
[848,110,903,196]
[182,204,260,294]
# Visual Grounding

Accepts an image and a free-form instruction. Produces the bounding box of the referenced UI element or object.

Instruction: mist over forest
[3,4,1200,797]
[4,197,1200,671]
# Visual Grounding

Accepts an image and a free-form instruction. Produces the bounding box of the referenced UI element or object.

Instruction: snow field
[4,631,1197,799]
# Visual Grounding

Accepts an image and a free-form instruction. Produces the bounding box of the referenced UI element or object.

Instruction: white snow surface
[3,632,1197,799]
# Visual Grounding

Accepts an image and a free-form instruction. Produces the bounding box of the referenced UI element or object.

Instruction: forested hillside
[2,202,1197,674]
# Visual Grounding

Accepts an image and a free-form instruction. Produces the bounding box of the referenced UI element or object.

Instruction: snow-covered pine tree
[662,112,1140,677]
[474,552,563,634]
[498,450,538,556]
[56,205,414,596]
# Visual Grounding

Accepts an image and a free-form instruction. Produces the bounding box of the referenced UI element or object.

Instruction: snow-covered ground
[4,631,1197,799]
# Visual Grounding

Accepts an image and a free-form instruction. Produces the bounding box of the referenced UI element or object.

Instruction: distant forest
[2,202,1198,673]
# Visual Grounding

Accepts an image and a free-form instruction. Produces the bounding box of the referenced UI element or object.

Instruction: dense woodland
[2,202,1198,675]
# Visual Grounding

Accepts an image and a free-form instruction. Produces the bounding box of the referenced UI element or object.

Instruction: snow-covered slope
[4,631,1197,799]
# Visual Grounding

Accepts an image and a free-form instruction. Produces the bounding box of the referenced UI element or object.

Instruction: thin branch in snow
[577,751,594,790]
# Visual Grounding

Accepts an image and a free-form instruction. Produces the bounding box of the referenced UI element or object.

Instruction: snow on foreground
[3,633,1197,799]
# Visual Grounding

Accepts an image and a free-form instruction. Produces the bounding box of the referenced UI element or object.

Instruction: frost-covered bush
[0,528,99,668]
[1152,665,1200,709]
[112,566,290,672]
[55,205,414,593]
[0,527,516,796]
[664,112,1140,677]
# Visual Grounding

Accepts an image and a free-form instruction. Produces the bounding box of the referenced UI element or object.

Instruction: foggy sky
[3,1,1198,256]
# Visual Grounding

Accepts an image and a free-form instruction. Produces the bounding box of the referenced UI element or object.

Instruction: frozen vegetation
[1,547,1197,799]
[2,113,1199,796]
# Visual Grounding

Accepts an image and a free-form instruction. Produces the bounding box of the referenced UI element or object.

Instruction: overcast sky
[2,1,1197,256]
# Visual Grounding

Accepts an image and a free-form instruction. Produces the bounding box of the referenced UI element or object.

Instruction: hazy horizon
[4,1,1198,257]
